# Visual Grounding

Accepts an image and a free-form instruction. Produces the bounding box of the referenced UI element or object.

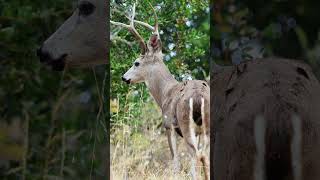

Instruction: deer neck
[145,62,178,107]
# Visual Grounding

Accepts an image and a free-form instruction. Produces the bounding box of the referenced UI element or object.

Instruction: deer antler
[110,28,134,47]
[112,7,154,31]
[111,1,160,53]
[148,1,159,36]
[111,2,147,54]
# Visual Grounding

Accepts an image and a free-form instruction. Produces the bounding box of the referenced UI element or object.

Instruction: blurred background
[212,0,320,79]
[0,0,108,179]
[110,0,209,179]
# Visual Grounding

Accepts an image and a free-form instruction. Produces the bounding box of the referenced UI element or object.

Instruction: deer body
[122,50,210,180]
[112,2,210,179]
[211,58,320,180]
[166,80,210,178]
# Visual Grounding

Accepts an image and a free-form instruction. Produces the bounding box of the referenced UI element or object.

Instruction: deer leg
[200,133,210,180]
[184,127,200,179]
[183,97,200,180]
[165,126,180,173]
[186,142,200,180]
[201,154,210,180]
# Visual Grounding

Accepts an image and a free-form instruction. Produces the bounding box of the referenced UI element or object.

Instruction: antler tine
[148,2,159,36]
[111,2,147,54]
[131,19,155,31]
[112,6,154,31]
[128,2,147,54]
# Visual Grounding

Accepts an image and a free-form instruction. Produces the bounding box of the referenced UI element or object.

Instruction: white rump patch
[254,115,266,180]
[188,98,197,153]
[291,114,302,180]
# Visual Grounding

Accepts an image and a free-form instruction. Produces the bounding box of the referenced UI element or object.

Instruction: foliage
[212,0,320,78]
[111,0,209,129]
[0,0,107,179]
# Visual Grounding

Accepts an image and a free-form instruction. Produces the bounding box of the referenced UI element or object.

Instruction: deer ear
[147,34,162,52]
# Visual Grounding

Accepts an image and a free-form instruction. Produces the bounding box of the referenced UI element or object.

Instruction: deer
[111,2,210,180]
[211,58,320,180]
[37,0,110,179]
[37,0,108,71]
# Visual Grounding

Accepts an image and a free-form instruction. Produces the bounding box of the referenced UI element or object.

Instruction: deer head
[111,2,164,84]
[121,32,163,84]
[37,0,107,71]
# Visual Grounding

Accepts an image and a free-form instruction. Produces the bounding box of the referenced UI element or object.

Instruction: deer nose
[37,46,50,63]
[122,76,131,84]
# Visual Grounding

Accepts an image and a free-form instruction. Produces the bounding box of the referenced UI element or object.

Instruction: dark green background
[0,0,108,179]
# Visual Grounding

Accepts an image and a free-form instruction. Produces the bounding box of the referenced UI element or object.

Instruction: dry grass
[110,97,194,180]
[110,84,211,180]
[111,125,193,180]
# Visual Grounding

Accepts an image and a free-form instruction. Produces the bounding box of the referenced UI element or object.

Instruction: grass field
[110,94,196,180]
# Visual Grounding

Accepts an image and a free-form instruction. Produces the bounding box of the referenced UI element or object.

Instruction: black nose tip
[37,46,50,63]
[121,76,131,84]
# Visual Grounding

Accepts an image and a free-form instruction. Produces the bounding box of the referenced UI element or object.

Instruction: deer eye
[79,1,95,16]
[134,62,140,67]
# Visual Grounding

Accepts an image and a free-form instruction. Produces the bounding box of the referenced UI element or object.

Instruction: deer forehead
[139,52,163,63]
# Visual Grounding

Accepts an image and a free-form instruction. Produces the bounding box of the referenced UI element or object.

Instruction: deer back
[211,58,320,180]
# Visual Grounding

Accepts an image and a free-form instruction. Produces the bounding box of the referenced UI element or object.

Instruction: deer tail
[188,97,209,152]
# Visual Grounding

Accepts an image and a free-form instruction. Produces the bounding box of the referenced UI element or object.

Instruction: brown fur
[139,59,210,179]
[175,80,210,179]
[211,58,320,180]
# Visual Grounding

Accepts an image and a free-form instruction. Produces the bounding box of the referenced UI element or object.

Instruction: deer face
[37,0,107,71]
[122,57,147,84]
[122,34,162,84]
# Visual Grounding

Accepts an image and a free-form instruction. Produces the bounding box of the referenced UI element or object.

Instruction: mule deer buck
[111,3,210,180]
[37,0,108,71]
[211,58,320,180]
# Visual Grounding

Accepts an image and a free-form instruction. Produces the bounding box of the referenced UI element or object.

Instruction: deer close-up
[111,2,210,180]
[37,0,108,71]
[211,59,320,180]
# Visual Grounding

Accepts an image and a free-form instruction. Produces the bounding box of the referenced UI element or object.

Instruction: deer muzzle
[121,76,131,84]
[37,46,67,71]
